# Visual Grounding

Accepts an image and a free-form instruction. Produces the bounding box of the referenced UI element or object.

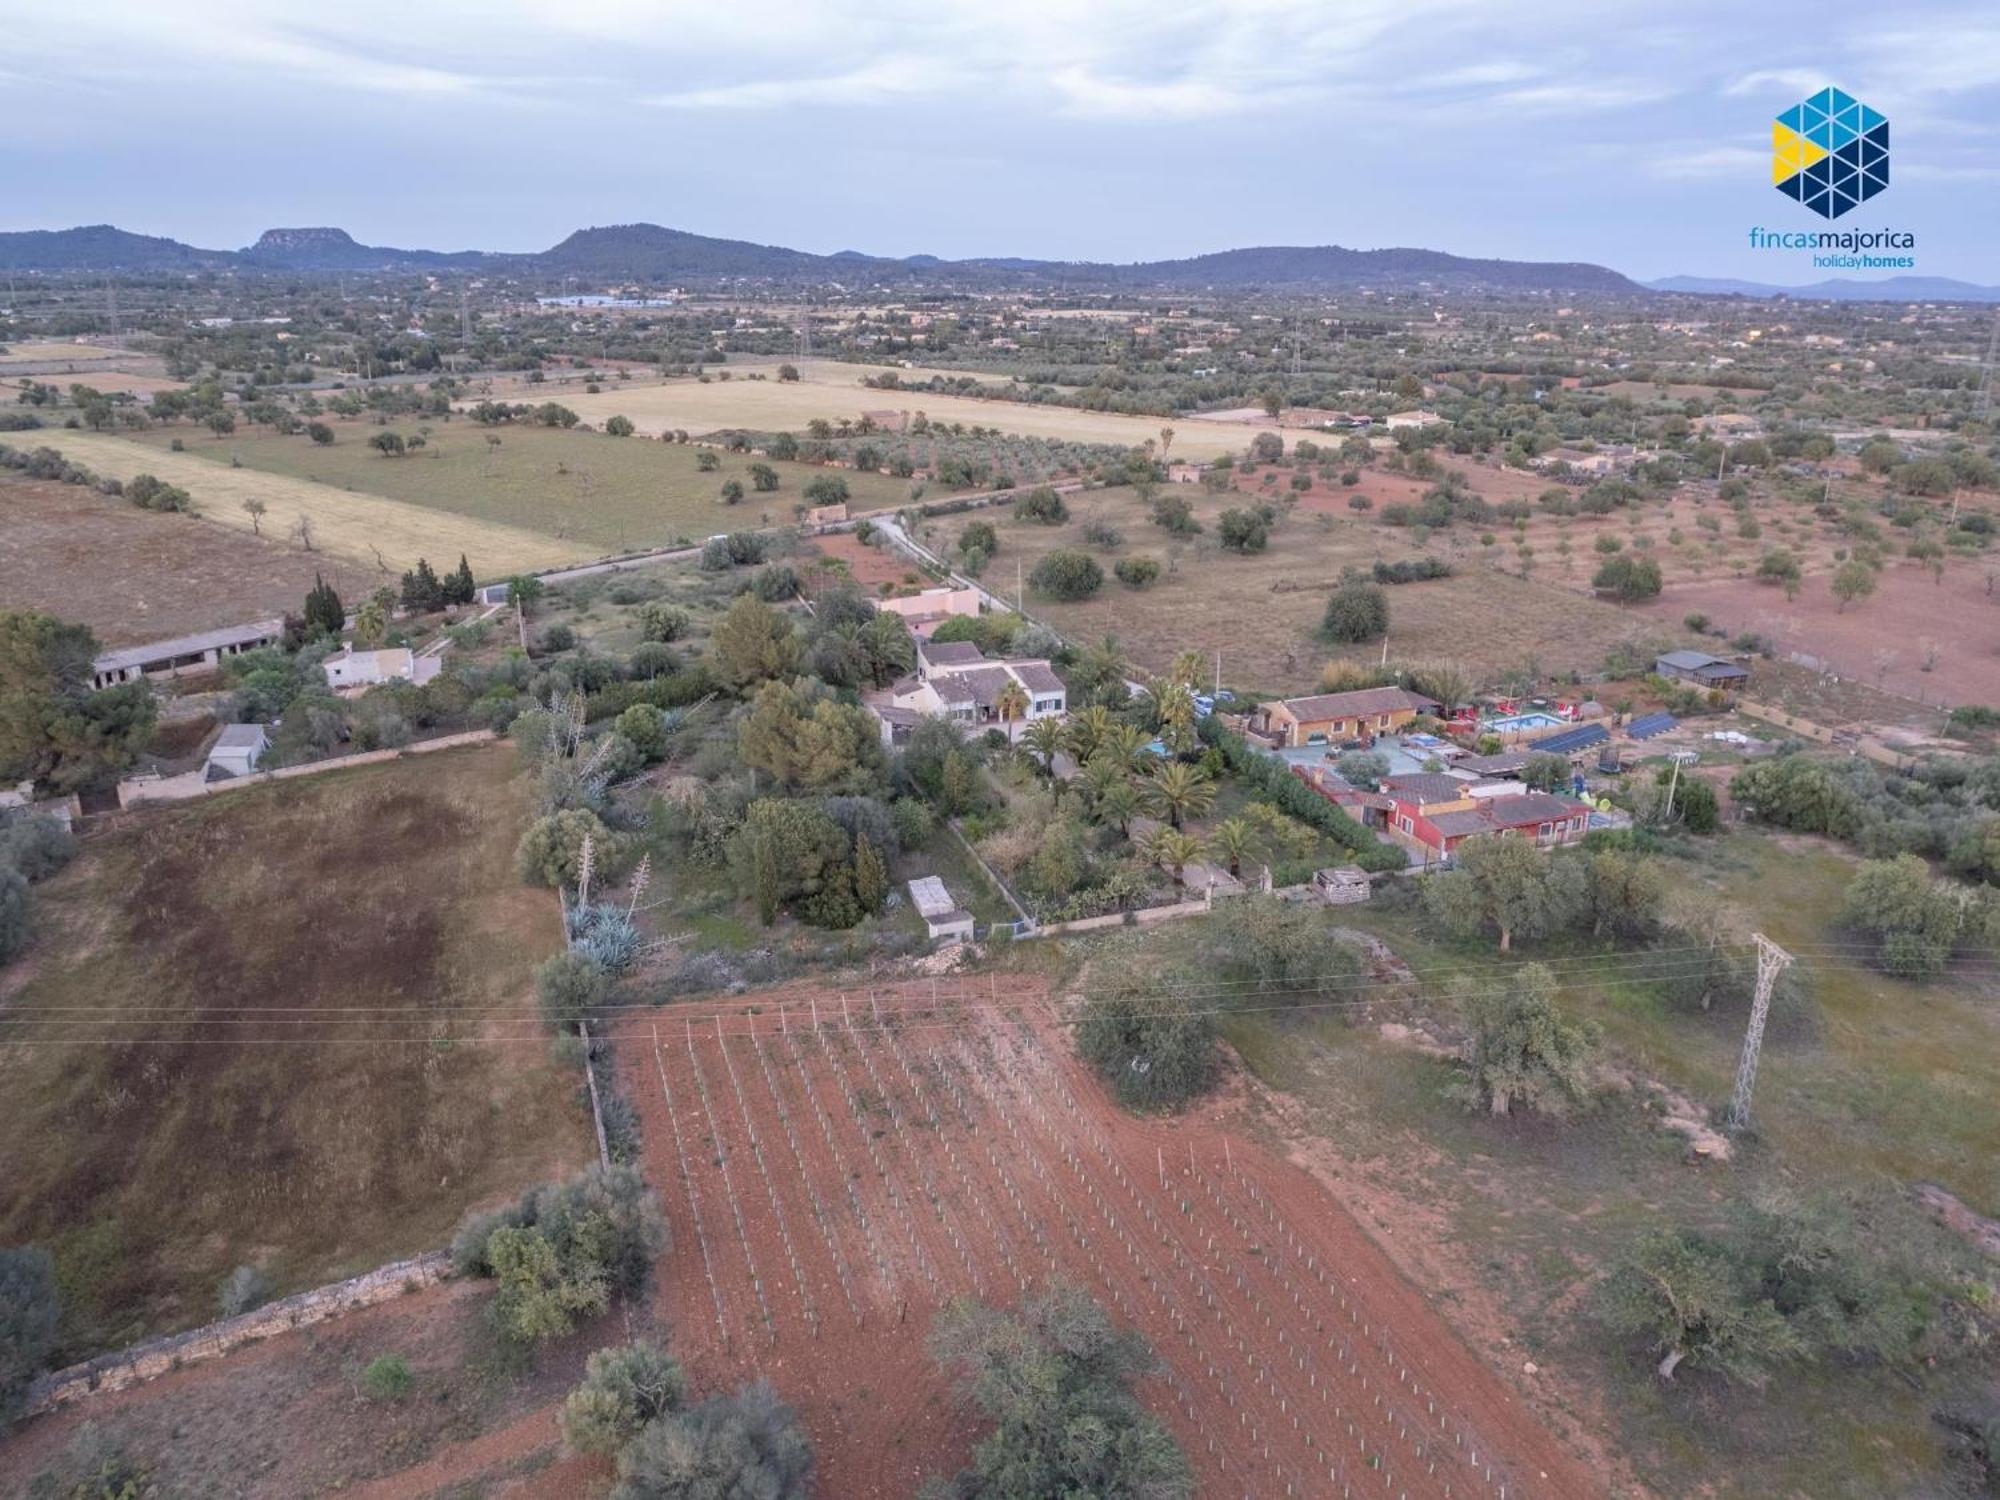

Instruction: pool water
[1484,711,1566,732]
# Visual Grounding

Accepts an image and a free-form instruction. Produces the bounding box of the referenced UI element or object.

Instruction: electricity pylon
[1727,934,1794,1133]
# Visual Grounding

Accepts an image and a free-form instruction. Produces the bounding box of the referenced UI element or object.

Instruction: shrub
[1113,556,1161,589]
[1216,507,1269,552]
[451,1165,667,1344]
[1028,549,1104,601]
[0,866,30,964]
[0,1245,59,1423]
[0,814,75,882]
[217,1263,270,1318]
[537,950,609,1031]
[560,1340,686,1456]
[517,809,615,888]
[361,1353,413,1401]
[1077,991,1217,1111]
[612,1380,813,1500]
[1321,573,1388,643]
[1371,556,1451,584]
[1015,486,1068,524]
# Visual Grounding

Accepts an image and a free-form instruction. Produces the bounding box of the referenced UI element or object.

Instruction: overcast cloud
[5,0,1994,280]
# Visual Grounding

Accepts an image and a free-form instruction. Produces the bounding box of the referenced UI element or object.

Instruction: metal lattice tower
[1727,934,1794,1133]
[1975,310,2000,423]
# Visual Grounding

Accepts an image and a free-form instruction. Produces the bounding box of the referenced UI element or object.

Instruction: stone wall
[117,729,498,809]
[27,1251,453,1415]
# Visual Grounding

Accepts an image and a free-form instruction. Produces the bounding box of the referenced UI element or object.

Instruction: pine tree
[301,573,345,638]
[446,554,477,607]
[400,558,444,612]
[852,834,888,914]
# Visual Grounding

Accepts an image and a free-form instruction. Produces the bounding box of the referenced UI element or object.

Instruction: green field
[121,418,918,554]
[0,747,590,1359]
[1218,830,1999,1498]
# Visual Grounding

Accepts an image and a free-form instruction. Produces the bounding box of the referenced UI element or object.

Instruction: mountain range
[2,222,1992,302]
[0,221,1641,293]
[1646,274,2000,303]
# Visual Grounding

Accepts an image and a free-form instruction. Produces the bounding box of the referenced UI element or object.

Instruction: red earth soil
[614,977,1601,1500]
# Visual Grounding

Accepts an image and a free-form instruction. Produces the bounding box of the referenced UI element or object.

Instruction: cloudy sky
[6,0,1996,281]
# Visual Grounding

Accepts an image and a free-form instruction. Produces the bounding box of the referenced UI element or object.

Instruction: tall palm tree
[1075,635,1129,700]
[1021,715,1066,778]
[1154,682,1198,756]
[1141,827,1203,886]
[1206,817,1264,879]
[995,678,1029,725]
[1066,705,1116,764]
[1093,779,1143,839]
[1095,723,1152,777]
[1146,762,1216,830]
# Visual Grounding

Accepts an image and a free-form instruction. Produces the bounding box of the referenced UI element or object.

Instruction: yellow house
[1252,687,1437,748]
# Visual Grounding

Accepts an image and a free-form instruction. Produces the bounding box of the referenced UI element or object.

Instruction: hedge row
[1199,718,1407,872]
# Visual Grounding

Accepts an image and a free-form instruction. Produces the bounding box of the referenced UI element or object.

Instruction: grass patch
[122,418,914,556]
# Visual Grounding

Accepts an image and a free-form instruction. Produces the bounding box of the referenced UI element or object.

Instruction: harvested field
[480,374,1258,461]
[0,475,373,648]
[616,979,1600,1500]
[987,484,1649,691]
[1634,559,2000,708]
[28,431,591,576]
[0,340,129,367]
[0,746,591,1358]
[119,418,916,556]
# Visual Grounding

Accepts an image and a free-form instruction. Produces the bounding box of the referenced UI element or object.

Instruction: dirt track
[618,977,1601,1500]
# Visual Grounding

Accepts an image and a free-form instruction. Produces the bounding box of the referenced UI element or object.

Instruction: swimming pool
[1484,711,1566,733]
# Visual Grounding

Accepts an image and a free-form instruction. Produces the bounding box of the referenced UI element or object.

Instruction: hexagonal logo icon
[1773,87,1888,220]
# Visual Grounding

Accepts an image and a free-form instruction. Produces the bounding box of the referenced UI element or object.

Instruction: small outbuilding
[1655,650,1749,689]
[907,876,975,943]
[206,723,271,779]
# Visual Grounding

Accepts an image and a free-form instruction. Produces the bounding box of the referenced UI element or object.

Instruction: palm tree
[1021,715,1066,778]
[1093,779,1143,839]
[1066,705,1116,764]
[1146,762,1216,830]
[1206,817,1264,879]
[1075,635,1129,700]
[1142,827,1203,886]
[1094,723,1152,777]
[995,678,1029,725]
[1153,682,1198,755]
[1168,649,1204,690]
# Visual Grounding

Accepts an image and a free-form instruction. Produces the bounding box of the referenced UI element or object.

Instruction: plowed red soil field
[618,977,1600,1500]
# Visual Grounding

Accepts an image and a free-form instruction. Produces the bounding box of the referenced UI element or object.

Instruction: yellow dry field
[43,432,592,575]
[477,374,1259,460]
[0,340,121,366]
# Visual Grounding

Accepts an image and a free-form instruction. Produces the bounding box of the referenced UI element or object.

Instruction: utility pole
[1974,310,2000,423]
[1727,934,1794,1133]
[105,278,119,339]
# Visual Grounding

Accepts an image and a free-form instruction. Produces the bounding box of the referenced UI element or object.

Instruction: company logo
[1772,87,1889,220]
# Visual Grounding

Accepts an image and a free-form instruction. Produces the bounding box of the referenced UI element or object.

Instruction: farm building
[90,617,286,690]
[907,876,975,942]
[875,585,982,638]
[882,638,1066,743]
[1249,687,1437,748]
[323,646,444,692]
[803,501,850,526]
[1655,650,1750,688]
[205,723,270,779]
[1384,409,1446,430]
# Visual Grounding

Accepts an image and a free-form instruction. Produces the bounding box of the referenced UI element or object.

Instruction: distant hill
[0,218,1639,293]
[1649,274,2000,303]
[0,224,226,272]
[239,227,494,272]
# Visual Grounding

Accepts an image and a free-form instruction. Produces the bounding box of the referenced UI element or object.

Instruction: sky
[6,0,1997,283]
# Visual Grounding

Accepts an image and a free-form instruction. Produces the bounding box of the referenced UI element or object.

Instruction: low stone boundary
[117,729,498,809]
[27,1252,453,1415]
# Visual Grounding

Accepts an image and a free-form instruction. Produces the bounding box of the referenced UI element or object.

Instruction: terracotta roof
[1274,687,1437,722]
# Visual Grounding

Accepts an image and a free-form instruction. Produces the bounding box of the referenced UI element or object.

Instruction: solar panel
[1530,723,1610,756]
[1628,713,1679,740]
